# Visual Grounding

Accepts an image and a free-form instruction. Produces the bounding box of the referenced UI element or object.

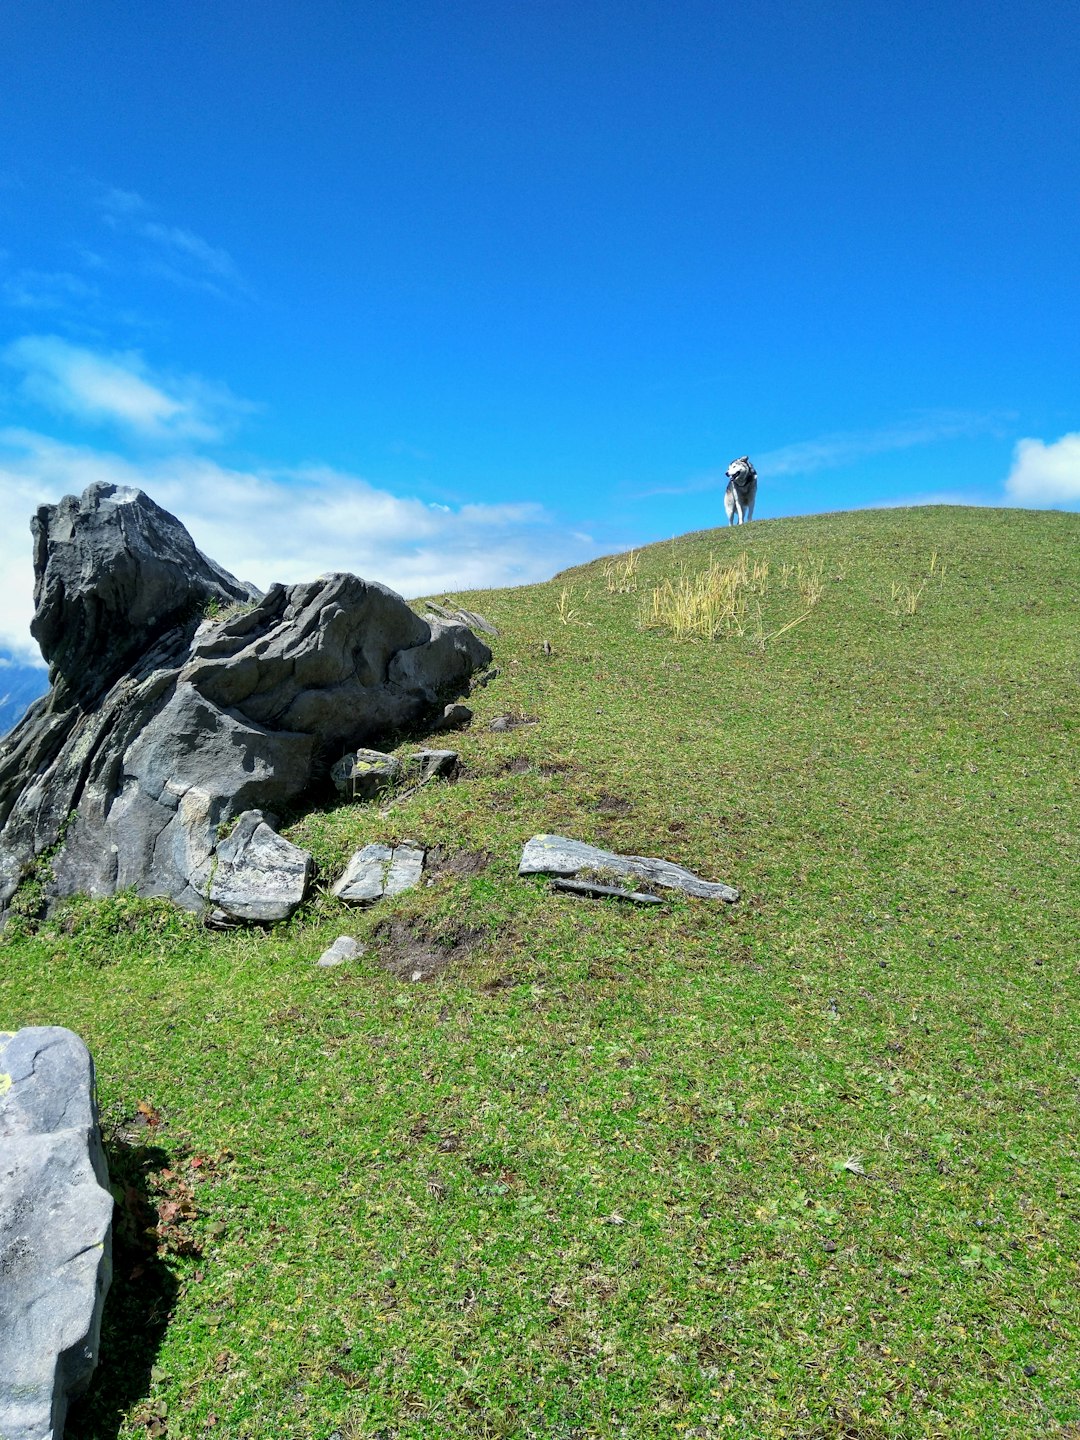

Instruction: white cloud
[1004,434,1080,506]
[0,429,597,663]
[2,335,250,442]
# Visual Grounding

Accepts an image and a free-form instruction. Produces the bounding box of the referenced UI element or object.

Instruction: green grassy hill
[3,505,1078,1440]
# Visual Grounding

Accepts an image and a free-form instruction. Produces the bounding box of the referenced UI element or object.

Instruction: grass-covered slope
[3,505,1078,1440]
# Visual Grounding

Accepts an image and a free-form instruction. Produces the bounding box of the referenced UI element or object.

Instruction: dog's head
[725,456,756,485]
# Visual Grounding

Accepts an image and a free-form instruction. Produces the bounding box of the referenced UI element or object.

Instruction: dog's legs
[724,489,736,526]
[744,495,754,523]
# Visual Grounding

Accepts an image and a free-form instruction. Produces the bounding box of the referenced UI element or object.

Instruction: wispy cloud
[94,184,248,299]
[2,268,101,311]
[1004,434,1080,506]
[2,335,253,442]
[0,429,597,663]
[639,411,1006,498]
[97,186,147,219]
[754,412,1004,478]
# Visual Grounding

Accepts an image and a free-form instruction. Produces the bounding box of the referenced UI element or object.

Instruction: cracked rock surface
[0,483,490,918]
[332,841,426,904]
[0,1026,113,1440]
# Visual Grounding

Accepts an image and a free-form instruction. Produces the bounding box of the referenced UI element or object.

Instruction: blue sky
[1,0,1078,669]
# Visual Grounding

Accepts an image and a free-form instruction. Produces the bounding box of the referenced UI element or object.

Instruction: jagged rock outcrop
[31,480,260,703]
[0,483,491,918]
[0,1026,113,1440]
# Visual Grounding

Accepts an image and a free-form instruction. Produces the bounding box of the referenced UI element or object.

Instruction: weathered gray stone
[317,935,364,967]
[0,1027,113,1440]
[332,841,426,905]
[0,485,491,919]
[519,834,739,902]
[330,749,403,800]
[195,810,312,923]
[403,749,459,782]
[434,703,472,732]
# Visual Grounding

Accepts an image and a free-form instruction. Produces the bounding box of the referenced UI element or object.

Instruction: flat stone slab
[0,1027,113,1440]
[519,834,739,903]
[331,841,425,905]
[204,810,312,922]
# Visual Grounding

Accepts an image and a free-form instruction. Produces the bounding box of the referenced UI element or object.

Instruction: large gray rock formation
[0,483,491,918]
[0,1026,113,1440]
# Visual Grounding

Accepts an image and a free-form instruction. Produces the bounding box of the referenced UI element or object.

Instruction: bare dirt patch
[372,919,484,982]
[595,793,632,815]
[426,846,493,877]
[538,758,575,776]
[493,755,533,776]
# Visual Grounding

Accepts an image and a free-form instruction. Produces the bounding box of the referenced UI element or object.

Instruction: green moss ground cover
[3,505,1078,1439]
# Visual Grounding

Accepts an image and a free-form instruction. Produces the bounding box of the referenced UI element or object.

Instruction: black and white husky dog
[724,455,758,525]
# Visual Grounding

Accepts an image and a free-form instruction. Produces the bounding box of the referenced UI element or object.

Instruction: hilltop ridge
[2,501,1078,1438]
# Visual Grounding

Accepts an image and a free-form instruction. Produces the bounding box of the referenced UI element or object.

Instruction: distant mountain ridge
[0,661,48,737]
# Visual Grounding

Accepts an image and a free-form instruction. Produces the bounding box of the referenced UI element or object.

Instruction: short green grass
[3,506,1078,1440]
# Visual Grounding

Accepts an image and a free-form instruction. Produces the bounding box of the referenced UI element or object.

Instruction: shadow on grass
[67,1137,180,1440]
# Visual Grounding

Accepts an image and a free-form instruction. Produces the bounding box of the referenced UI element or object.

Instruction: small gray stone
[332,841,425,905]
[403,749,459,782]
[202,810,312,923]
[469,666,500,691]
[317,935,363,967]
[330,749,403,800]
[519,834,739,903]
[0,1027,113,1440]
[434,703,472,732]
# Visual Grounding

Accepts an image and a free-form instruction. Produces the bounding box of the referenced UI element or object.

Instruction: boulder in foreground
[0,1026,113,1440]
[518,834,739,902]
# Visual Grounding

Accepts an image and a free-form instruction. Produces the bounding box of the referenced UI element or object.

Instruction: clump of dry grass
[602,549,640,593]
[639,551,767,641]
[891,553,948,614]
[641,550,826,644]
